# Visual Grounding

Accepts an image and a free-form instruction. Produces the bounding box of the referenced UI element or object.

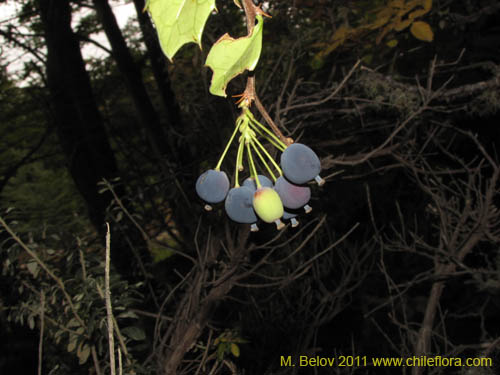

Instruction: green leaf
[67,336,77,353]
[362,54,373,64]
[205,15,264,97]
[28,315,35,330]
[26,261,38,277]
[122,326,146,341]
[145,0,216,61]
[310,55,324,70]
[117,311,139,320]
[148,240,175,263]
[77,342,90,365]
[230,343,240,357]
[386,39,398,47]
[67,318,80,328]
[217,342,227,361]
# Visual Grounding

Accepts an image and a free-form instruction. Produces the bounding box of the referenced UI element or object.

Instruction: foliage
[213,330,248,361]
[205,14,263,97]
[145,0,216,61]
[147,0,266,96]
[312,0,434,66]
[1,1,500,375]
[0,76,85,239]
[2,222,150,374]
[2,163,88,236]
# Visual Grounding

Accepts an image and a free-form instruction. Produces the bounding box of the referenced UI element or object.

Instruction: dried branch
[359,63,500,102]
[37,289,45,375]
[105,223,116,375]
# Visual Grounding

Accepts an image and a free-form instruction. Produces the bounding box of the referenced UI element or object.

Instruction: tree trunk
[39,0,152,282]
[132,0,194,165]
[92,0,170,164]
[132,0,183,128]
[38,0,119,230]
[93,0,201,243]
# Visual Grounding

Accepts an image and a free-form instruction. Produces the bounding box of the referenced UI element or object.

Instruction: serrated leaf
[410,21,434,42]
[205,15,264,97]
[146,0,216,61]
[122,326,146,341]
[230,343,240,357]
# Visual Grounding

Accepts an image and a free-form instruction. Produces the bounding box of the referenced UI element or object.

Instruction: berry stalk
[251,135,283,177]
[246,142,260,188]
[250,140,277,182]
[245,109,286,151]
[234,134,246,187]
[215,116,244,171]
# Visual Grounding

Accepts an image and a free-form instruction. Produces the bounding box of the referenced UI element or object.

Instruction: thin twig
[103,179,197,264]
[118,347,123,375]
[105,223,116,375]
[37,290,45,375]
[278,59,361,114]
[95,282,131,364]
[91,345,102,375]
[333,107,426,166]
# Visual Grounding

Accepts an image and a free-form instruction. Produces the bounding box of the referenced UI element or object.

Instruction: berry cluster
[195,109,324,231]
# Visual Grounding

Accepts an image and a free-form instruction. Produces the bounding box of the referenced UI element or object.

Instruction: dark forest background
[1,0,500,374]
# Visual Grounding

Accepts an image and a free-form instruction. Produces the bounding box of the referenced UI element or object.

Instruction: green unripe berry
[253,187,284,229]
